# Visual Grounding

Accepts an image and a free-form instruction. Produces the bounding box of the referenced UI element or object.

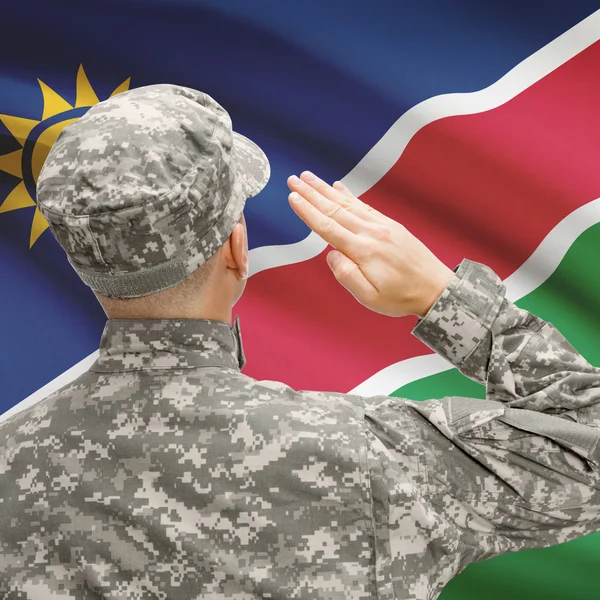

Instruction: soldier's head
[36,84,270,321]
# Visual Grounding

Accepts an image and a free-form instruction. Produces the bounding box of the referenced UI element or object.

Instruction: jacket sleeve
[362,259,600,587]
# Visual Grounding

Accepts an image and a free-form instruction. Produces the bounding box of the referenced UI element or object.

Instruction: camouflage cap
[36,84,270,298]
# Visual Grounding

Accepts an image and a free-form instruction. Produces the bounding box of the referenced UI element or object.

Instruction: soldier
[0,83,598,599]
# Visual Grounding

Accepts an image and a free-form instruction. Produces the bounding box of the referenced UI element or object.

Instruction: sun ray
[29,207,49,248]
[0,115,39,147]
[37,79,73,120]
[0,149,23,179]
[75,65,100,108]
[0,67,133,248]
[111,77,131,97]
[0,181,35,213]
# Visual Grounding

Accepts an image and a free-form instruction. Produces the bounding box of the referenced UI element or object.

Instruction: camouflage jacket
[1,258,599,600]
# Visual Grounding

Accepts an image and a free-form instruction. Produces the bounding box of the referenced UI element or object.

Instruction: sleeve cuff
[411,259,506,368]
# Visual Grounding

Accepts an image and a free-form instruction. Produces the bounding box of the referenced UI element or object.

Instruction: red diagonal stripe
[238,40,600,393]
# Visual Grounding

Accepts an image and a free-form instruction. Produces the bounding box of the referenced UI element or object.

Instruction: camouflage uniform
[1,85,598,599]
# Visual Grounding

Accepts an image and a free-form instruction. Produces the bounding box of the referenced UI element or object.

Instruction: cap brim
[232,131,271,198]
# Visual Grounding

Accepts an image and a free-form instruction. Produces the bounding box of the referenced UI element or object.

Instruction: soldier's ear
[225,221,248,280]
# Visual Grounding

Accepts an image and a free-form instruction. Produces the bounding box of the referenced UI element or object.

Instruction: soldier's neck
[97,294,234,325]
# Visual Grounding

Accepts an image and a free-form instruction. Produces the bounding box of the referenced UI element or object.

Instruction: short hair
[96,251,218,319]
[96,211,245,318]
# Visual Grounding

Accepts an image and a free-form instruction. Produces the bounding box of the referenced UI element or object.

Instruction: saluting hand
[287,172,455,319]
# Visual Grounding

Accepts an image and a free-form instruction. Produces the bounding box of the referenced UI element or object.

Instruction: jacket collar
[91,315,246,373]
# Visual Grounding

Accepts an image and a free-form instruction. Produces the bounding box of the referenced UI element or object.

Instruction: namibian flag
[1,2,599,598]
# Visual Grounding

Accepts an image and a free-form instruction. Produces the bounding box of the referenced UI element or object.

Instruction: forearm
[406,258,600,526]
[412,259,599,413]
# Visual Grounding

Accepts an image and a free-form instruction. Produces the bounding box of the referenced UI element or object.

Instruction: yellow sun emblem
[0,65,130,248]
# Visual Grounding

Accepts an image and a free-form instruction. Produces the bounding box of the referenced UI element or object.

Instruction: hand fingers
[287,175,367,235]
[326,250,378,306]
[299,172,381,222]
[332,181,355,200]
[288,190,363,258]
[333,182,382,220]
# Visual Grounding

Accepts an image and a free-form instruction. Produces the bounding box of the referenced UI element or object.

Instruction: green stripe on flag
[392,222,600,600]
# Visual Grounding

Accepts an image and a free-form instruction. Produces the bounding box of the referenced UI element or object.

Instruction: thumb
[326,250,376,303]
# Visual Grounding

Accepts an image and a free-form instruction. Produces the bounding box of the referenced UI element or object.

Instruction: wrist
[415,267,455,318]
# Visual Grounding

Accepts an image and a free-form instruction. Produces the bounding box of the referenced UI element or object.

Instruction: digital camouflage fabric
[35,84,270,299]
[0,259,599,599]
